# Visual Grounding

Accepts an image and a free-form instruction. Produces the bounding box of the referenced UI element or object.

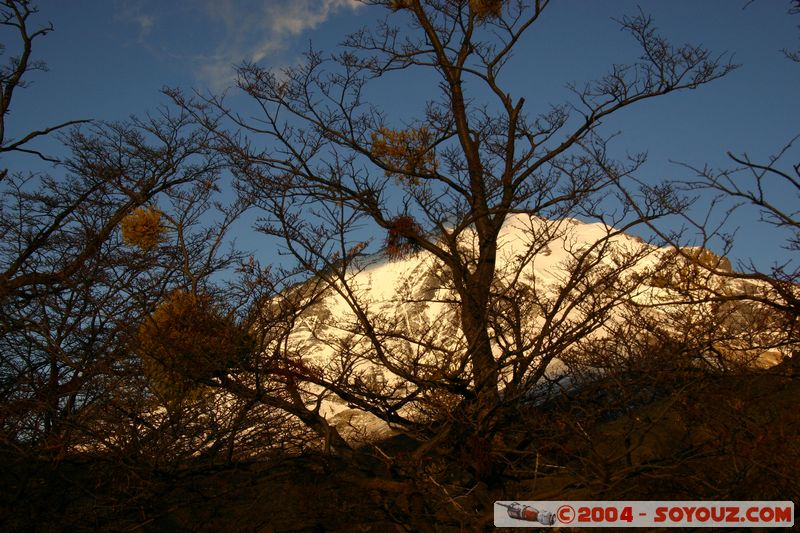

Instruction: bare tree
[0,0,88,167]
[0,114,233,457]
[170,0,736,476]
[0,2,261,463]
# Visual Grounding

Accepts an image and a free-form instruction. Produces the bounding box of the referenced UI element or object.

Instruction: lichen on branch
[384,215,424,259]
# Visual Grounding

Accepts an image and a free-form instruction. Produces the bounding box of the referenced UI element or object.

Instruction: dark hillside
[2,361,797,532]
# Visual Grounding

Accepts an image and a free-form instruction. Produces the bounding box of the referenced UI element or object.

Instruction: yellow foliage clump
[370,126,437,183]
[138,291,254,404]
[470,0,505,19]
[121,206,166,250]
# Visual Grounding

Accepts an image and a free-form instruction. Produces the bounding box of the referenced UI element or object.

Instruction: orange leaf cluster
[384,215,423,259]
[370,126,437,183]
[121,206,165,250]
[138,291,254,403]
[470,0,505,19]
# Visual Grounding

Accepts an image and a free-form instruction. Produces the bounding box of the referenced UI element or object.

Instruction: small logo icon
[497,502,556,525]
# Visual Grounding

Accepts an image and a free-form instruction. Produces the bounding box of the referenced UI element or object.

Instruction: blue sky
[4,1,799,270]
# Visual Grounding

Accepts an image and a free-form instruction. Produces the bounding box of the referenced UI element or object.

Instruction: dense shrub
[138,291,254,404]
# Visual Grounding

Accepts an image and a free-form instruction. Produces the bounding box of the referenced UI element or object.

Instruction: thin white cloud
[114,1,155,41]
[198,0,362,91]
[113,0,362,92]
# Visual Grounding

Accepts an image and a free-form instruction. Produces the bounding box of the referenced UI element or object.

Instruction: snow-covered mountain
[271,214,785,438]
